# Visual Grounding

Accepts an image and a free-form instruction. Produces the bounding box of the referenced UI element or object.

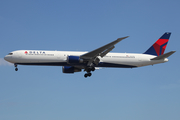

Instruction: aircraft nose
[4,55,8,61]
[4,55,12,62]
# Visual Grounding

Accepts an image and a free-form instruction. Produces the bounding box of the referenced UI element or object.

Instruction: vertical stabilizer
[144,32,171,56]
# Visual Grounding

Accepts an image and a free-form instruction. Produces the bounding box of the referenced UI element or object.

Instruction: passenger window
[8,53,13,55]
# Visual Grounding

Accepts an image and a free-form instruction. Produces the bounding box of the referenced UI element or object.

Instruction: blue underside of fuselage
[16,62,137,68]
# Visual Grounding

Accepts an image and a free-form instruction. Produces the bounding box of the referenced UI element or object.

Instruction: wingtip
[117,36,129,40]
[123,36,129,38]
[172,51,176,53]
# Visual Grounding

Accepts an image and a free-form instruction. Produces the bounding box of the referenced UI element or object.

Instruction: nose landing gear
[14,64,18,71]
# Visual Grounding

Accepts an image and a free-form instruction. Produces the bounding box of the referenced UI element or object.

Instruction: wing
[80,36,129,66]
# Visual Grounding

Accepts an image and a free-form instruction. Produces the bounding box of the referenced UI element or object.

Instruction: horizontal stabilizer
[151,51,176,60]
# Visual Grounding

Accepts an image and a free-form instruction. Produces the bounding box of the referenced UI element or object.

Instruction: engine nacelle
[62,66,81,73]
[67,56,83,64]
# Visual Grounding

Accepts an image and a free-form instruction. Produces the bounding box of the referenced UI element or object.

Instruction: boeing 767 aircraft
[4,32,175,78]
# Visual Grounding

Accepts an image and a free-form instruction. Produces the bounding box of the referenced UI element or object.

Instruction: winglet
[151,51,176,60]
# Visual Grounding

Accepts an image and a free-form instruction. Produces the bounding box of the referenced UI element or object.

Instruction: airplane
[4,32,175,78]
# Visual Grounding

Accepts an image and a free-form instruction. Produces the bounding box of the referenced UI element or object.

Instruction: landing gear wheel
[15,68,18,71]
[84,74,88,78]
[84,73,92,78]
[14,64,18,71]
[88,73,92,76]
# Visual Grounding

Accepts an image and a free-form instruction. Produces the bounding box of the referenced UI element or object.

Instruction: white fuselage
[4,50,168,68]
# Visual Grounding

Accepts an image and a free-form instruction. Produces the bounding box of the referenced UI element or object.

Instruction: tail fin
[144,32,171,56]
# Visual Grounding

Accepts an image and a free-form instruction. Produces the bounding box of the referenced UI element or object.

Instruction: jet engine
[67,56,83,64]
[62,66,81,73]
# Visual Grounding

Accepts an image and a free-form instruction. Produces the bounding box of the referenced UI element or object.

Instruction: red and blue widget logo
[144,33,171,56]
[152,39,168,56]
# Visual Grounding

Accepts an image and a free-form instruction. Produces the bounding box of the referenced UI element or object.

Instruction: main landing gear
[84,67,95,78]
[14,64,18,71]
[84,72,92,78]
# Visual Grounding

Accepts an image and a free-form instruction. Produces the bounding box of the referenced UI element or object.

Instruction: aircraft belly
[99,57,139,68]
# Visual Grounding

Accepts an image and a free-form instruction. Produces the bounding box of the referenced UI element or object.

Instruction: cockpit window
[8,53,13,55]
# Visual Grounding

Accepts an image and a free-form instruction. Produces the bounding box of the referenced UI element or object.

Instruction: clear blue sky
[0,0,180,120]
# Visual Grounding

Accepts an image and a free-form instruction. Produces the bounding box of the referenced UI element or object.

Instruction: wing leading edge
[79,36,129,67]
[80,36,129,60]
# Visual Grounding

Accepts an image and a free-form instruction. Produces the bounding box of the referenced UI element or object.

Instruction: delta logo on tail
[144,32,171,56]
